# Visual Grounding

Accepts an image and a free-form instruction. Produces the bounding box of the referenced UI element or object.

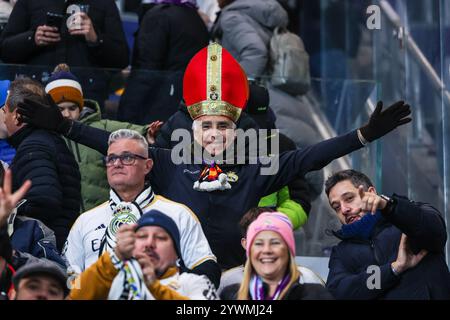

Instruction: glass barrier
[301,0,450,263]
[0,63,382,259]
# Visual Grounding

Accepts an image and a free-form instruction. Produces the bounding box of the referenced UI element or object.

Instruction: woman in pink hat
[234,212,332,300]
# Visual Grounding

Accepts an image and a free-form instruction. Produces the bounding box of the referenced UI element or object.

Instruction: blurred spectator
[46,63,149,211]
[212,0,287,79]
[0,79,15,164]
[0,0,15,39]
[11,258,68,300]
[221,211,332,300]
[70,210,218,300]
[63,129,220,287]
[325,169,450,299]
[4,76,81,251]
[0,0,129,110]
[218,207,325,298]
[118,0,209,124]
[212,0,321,150]
[197,0,220,30]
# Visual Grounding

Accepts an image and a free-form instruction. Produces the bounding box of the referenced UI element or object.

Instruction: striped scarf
[99,187,155,257]
[249,273,291,300]
[108,258,154,300]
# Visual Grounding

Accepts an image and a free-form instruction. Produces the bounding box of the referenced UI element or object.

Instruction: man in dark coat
[16,43,412,270]
[0,0,129,107]
[3,77,81,251]
[325,169,450,299]
[118,0,209,124]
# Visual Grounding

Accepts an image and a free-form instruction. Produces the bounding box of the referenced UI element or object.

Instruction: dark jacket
[7,126,81,251]
[221,280,333,300]
[0,0,128,68]
[118,4,209,124]
[132,3,209,70]
[326,195,450,300]
[64,121,364,269]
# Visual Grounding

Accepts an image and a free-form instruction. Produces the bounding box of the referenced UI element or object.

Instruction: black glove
[17,94,73,135]
[359,100,411,142]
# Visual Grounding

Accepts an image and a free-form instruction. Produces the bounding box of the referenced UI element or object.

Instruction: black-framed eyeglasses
[104,152,148,167]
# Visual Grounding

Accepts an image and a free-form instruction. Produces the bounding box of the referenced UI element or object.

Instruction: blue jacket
[65,121,364,269]
[10,215,65,268]
[0,139,15,165]
[326,195,450,300]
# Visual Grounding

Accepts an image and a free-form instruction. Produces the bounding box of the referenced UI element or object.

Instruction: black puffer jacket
[7,126,81,251]
[0,0,128,68]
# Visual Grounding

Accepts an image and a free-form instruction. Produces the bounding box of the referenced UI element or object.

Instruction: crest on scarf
[226,171,238,183]
[109,204,139,236]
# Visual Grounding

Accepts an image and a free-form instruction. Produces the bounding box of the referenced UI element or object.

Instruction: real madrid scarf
[108,252,154,300]
[99,186,155,257]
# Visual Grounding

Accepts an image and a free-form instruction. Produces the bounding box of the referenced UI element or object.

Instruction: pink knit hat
[246,212,295,256]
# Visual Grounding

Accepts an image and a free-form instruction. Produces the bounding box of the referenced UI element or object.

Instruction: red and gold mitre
[183,43,249,123]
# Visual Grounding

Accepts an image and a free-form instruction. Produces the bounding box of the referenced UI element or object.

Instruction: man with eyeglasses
[17,43,412,271]
[62,129,220,287]
[45,63,149,212]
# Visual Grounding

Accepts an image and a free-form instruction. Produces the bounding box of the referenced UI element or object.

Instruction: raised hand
[358,185,387,214]
[146,121,164,145]
[359,101,412,142]
[114,224,137,261]
[68,12,98,43]
[391,234,427,274]
[34,25,61,46]
[0,169,32,228]
[135,252,157,286]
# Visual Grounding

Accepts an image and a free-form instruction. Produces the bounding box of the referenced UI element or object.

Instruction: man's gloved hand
[16,94,73,135]
[359,101,411,142]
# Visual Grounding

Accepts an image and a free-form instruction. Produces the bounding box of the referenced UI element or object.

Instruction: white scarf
[99,186,155,257]
[108,258,155,300]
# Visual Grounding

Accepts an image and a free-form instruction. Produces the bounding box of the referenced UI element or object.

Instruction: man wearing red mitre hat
[17,43,411,270]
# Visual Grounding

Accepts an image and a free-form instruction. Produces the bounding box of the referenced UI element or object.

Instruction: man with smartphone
[0,0,129,112]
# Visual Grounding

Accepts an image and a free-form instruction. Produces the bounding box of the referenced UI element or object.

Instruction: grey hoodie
[213,0,288,78]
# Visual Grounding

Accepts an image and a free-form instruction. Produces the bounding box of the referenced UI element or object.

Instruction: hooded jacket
[212,0,288,78]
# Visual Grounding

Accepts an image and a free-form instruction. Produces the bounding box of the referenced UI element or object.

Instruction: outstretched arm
[17,95,111,155]
[259,101,411,195]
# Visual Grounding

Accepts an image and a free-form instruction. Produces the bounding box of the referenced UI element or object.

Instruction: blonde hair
[237,252,300,300]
